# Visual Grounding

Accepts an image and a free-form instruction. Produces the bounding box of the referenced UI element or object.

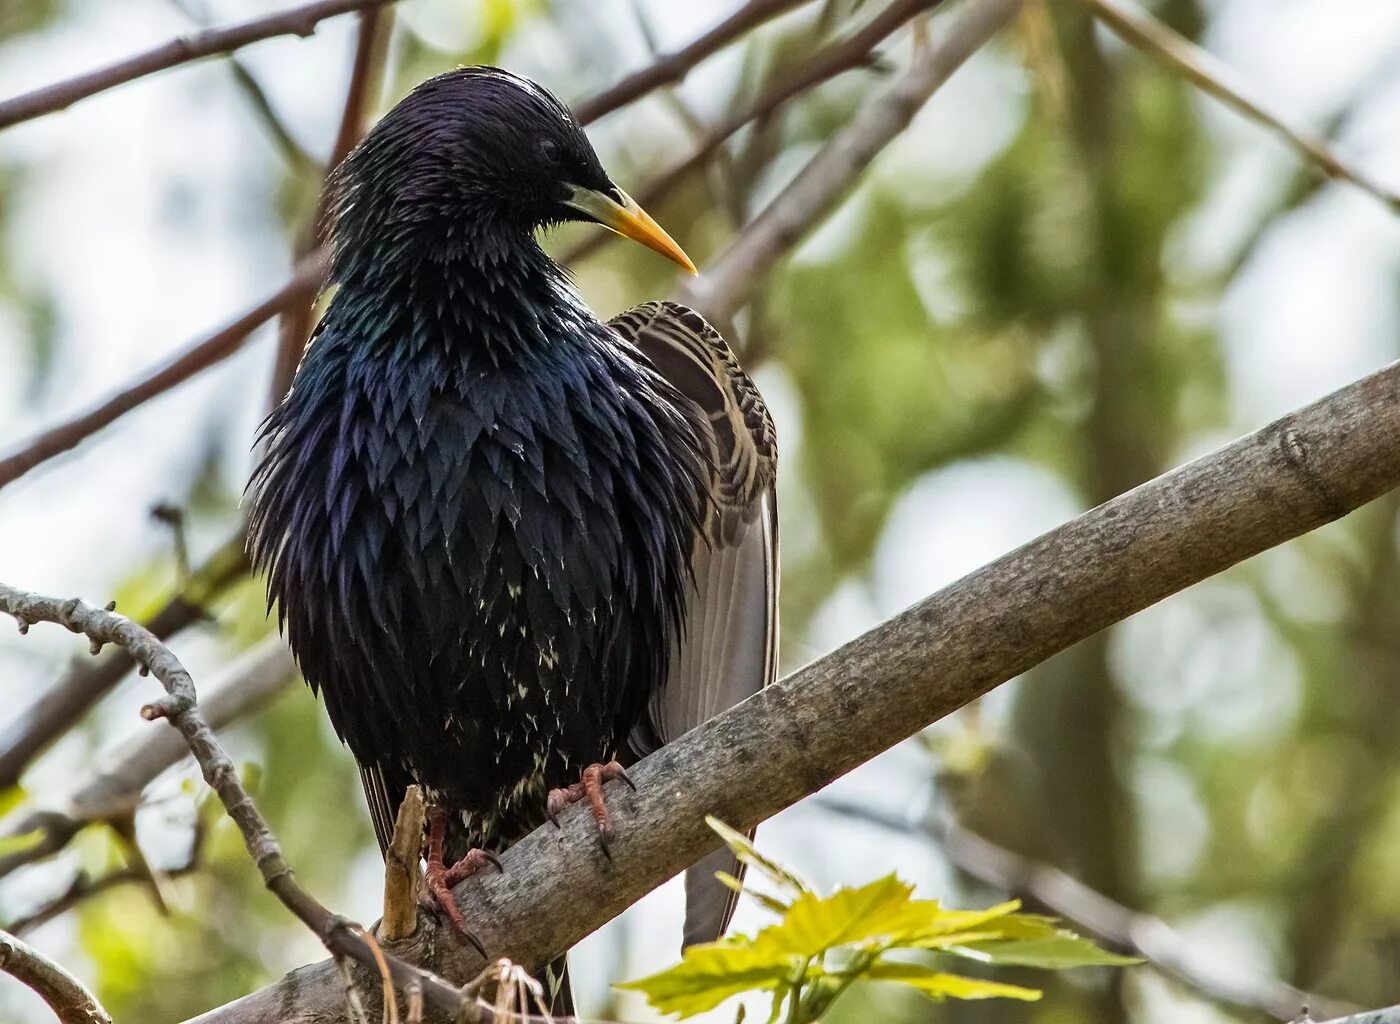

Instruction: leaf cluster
[618,818,1138,1022]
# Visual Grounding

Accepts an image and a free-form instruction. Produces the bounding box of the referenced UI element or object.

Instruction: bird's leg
[546,760,637,856]
[421,805,501,956]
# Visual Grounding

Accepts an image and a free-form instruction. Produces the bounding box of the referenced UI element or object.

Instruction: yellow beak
[564,184,697,274]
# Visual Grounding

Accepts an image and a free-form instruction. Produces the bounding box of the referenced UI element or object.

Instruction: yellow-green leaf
[706,817,809,896]
[948,920,1141,969]
[881,899,1023,947]
[616,940,797,1017]
[865,961,1042,1002]
[0,828,45,857]
[715,871,790,915]
[751,874,912,958]
[0,785,28,818]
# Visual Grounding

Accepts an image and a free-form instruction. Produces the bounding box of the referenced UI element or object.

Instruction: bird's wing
[610,300,778,948]
[360,762,410,856]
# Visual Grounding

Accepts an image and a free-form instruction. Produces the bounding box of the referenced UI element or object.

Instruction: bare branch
[0,0,401,132]
[573,0,813,124]
[0,527,250,790]
[1309,1006,1400,1024]
[183,351,1400,1021]
[0,928,111,1024]
[0,0,822,486]
[7,824,205,935]
[0,588,479,1022]
[269,7,393,403]
[818,798,1359,1022]
[226,57,319,172]
[327,9,392,170]
[0,637,295,880]
[1080,0,1400,214]
[680,0,1028,322]
[562,0,946,267]
[0,260,322,493]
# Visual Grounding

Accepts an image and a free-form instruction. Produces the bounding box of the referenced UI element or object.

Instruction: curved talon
[421,805,497,955]
[545,760,634,858]
[423,870,488,957]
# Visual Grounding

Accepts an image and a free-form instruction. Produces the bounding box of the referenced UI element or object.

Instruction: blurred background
[2,0,1399,1021]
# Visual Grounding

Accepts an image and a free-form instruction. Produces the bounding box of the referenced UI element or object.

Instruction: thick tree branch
[1080,0,1400,214]
[0,928,112,1024]
[0,262,321,494]
[184,347,1400,1023]
[818,798,1358,1021]
[680,0,1027,321]
[0,0,400,131]
[0,528,250,790]
[1310,1007,1400,1024]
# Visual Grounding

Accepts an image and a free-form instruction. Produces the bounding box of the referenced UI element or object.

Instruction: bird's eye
[538,139,561,163]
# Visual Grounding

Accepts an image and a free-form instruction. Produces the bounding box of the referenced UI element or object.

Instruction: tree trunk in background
[1285,492,1400,1005]
[951,3,1210,1019]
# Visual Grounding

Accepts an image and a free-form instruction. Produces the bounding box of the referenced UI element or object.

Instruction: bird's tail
[544,953,575,1019]
[682,837,747,949]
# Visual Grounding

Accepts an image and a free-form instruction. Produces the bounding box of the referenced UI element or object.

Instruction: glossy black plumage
[247,66,777,970]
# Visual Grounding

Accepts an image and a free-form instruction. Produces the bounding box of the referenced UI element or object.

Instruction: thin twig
[1080,0,1400,214]
[0,526,249,791]
[356,926,399,1024]
[7,822,206,935]
[226,57,318,172]
[627,0,748,229]
[0,637,295,879]
[0,586,480,1022]
[0,928,112,1024]
[0,0,811,487]
[0,259,322,493]
[161,0,320,171]
[573,0,814,124]
[150,502,192,585]
[562,0,944,266]
[269,6,393,404]
[680,0,1027,322]
[818,799,1359,1022]
[0,0,401,131]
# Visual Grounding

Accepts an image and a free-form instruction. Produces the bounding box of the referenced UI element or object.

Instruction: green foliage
[0,828,43,857]
[619,820,1137,1021]
[0,0,60,41]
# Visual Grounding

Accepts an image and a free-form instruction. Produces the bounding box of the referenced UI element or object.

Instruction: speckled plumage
[247,68,778,971]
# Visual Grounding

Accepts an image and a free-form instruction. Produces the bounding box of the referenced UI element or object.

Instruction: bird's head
[328,66,695,274]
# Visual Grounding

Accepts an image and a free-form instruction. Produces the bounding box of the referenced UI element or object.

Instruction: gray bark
[187,361,1400,1023]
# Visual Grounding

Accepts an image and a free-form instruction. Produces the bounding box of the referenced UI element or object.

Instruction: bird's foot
[420,806,501,956]
[546,760,636,857]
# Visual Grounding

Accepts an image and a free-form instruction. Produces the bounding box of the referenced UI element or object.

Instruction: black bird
[247,66,778,1003]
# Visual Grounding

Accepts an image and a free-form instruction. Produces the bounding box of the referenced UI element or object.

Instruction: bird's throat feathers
[323,209,590,366]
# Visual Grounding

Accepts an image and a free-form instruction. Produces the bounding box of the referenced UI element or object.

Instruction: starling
[247,67,778,1004]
